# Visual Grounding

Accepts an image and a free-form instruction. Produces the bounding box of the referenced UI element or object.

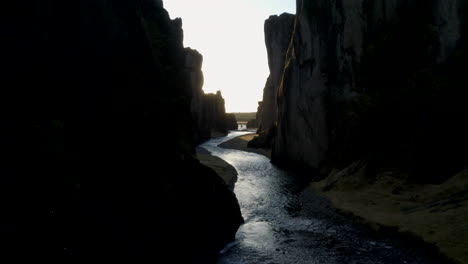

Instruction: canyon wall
[1,0,242,261]
[192,89,238,143]
[270,0,467,182]
[257,13,295,133]
[186,49,238,143]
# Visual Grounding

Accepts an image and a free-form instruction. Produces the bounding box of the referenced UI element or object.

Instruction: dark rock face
[246,119,259,129]
[225,113,239,131]
[186,49,237,143]
[246,102,262,129]
[193,90,236,143]
[271,0,468,182]
[1,0,242,261]
[257,13,295,133]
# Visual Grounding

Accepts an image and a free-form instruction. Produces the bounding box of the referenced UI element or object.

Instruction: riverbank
[196,147,238,191]
[218,133,271,158]
[310,165,468,264]
[206,132,447,263]
[222,134,467,264]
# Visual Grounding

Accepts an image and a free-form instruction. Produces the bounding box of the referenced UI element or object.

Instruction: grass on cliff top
[311,165,468,264]
[229,112,256,122]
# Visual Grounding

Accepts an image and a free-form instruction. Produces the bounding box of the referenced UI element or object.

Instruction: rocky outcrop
[225,113,238,131]
[271,0,468,182]
[246,102,262,129]
[257,13,295,133]
[193,90,236,143]
[185,49,237,143]
[1,0,242,261]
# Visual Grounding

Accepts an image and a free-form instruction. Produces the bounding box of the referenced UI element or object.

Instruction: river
[200,131,444,264]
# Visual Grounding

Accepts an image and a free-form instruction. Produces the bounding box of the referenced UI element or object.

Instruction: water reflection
[200,131,443,264]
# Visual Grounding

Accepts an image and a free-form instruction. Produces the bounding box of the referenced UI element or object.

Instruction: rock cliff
[257,13,296,133]
[1,0,242,261]
[186,49,238,143]
[270,0,468,182]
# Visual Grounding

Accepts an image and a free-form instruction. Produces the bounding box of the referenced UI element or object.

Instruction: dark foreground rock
[197,147,238,191]
[1,0,242,262]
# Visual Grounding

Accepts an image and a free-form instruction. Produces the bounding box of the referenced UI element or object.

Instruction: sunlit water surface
[200,131,443,264]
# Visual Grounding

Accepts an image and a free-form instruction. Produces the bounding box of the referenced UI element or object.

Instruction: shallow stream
[200,131,443,264]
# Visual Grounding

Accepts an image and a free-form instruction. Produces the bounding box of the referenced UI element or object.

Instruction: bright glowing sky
[164,0,295,112]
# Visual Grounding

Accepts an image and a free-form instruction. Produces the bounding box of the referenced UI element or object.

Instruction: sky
[164,0,296,112]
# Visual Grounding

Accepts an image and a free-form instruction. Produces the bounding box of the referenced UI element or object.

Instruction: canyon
[2,0,467,263]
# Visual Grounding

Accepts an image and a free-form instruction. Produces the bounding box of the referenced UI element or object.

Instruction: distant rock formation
[257,13,295,133]
[246,119,258,129]
[194,90,237,142]
[225,113,238,131]
[185,49,237,143]
[1,0,242,261]
[267,0,468,182]
[246,102,262,129]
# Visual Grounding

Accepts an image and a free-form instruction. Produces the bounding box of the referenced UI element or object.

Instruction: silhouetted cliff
[244,102,261,129]
[269,0,468,183]
[1,0,242,261]
[193,90,237,142]
[186,49,237,143]
[257,13,295,133]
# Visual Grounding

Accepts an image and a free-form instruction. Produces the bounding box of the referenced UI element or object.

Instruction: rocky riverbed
[200,132,448,264]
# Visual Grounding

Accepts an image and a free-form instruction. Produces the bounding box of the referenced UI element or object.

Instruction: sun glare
[164,0,296,112]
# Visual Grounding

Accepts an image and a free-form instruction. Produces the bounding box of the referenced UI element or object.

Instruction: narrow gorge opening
[165,0,467,263]
[164,0,296,114]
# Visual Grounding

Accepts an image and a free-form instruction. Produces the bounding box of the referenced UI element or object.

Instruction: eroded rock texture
[1,0,242,261]
[270,0,468,182]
